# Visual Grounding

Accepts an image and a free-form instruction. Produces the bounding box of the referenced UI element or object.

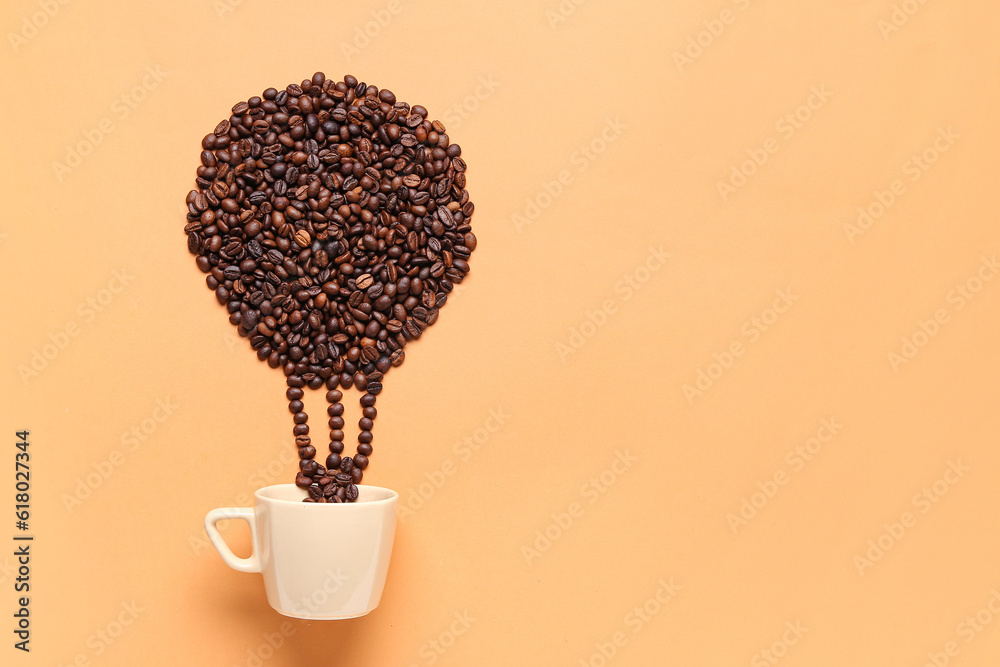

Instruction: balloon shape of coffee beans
[184,73,475,502]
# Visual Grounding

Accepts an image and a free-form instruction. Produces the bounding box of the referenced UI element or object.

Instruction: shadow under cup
[205,484,398,620]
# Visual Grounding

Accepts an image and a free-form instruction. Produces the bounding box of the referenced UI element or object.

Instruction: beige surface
[3,0,1000,664]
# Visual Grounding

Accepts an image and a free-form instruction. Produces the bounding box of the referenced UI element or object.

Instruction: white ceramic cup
[205,483,398,620]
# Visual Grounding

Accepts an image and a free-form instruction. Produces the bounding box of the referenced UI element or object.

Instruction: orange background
[3,0,1000,665]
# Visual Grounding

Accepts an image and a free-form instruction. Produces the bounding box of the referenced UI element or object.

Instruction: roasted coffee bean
[402,321,420,338]
[184,73,476,502]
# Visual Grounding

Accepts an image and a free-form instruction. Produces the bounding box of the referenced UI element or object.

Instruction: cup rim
[254,483,398,506]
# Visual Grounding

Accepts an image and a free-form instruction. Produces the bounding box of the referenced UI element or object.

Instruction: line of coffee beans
[184,72,475,502]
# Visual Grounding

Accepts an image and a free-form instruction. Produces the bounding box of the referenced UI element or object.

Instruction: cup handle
[205,508,261,573]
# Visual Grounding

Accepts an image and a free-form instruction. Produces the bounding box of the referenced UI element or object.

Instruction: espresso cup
[205,483,398,620]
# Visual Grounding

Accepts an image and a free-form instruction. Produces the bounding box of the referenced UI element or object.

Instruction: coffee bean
[185,73,476,502]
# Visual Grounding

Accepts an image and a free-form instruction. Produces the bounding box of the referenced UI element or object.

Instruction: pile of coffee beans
[183,73,475,502]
